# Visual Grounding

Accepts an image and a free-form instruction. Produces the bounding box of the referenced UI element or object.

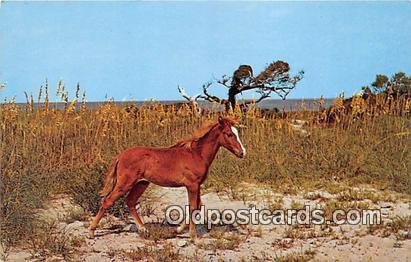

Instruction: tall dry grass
[0,86,410,250]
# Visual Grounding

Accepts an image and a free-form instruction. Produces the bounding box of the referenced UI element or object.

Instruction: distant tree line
[321,71,410,124]
[363,72,411,98]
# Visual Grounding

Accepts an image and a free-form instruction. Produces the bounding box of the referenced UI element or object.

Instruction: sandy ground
[4,183,411,261]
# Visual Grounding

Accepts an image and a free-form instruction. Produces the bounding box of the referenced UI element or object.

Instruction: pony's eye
[226,133,234,137]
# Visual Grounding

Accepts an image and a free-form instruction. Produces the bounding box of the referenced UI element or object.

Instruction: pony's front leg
[176,187,202,234]
[187,185,199,239]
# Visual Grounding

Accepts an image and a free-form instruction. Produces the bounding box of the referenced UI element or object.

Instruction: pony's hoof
[138,227,148,234]
[88,230,95,239]
[190,233,198,241]
[176,224,186,234]
[189,230,197,240]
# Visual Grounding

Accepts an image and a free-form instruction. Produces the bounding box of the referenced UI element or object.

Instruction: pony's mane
[171,121,218,149]
[171,117,237,149]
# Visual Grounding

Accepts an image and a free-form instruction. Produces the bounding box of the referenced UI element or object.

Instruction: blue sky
[1,1,410,102]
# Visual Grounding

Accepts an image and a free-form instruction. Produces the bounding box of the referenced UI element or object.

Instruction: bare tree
[177,86,202,115]
[179,61,304,111]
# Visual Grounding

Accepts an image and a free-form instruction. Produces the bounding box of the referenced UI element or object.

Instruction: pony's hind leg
[89,178,134,238]
[125,180,150,233]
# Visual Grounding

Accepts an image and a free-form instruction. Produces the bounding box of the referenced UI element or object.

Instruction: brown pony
[89,116,246,239]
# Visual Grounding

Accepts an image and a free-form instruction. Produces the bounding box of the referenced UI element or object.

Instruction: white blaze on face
[231,126,246,155]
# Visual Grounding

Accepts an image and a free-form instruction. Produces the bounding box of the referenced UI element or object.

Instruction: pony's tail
[99,159,119,197]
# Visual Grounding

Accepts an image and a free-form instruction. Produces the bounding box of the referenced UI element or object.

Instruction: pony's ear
[218,116,225,126]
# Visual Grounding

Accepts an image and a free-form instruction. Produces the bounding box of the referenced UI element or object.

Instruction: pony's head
[217,116,246,158]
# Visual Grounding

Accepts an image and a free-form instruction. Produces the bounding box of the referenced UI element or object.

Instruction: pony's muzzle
[236,150,245,158]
